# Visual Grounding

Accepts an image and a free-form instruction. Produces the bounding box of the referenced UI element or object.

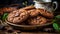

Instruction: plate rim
[5,20,53,27]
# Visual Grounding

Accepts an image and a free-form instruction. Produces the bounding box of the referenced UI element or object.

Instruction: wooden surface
[0,31,58,34]
[0,30,59,34]
[19,32,58,34]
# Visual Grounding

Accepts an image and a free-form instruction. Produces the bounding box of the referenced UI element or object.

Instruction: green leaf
[56,15,60,19]
[2,13,8,21]
[52,15,60,32]
[53,23,59,31]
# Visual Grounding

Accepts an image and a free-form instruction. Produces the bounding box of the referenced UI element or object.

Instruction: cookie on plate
[27,16,47,25]
[7,9,29,24]
[28,9,40,17]
[38,9,54,18]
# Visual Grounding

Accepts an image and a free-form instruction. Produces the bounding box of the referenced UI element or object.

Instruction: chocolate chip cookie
[27,16,47,25]
[0,7,17,15]
[38,9,54,18]
[28,9,40,17]
[21,6,35,10]
[7,9,29,24]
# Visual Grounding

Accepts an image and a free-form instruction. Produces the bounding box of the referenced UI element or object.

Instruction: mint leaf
[53,23,59,31]
[52,15,60,32]
[56,15,60,19]
[2,13,8,21]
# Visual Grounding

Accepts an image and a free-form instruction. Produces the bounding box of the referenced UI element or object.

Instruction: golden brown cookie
[7,9,29,24]
[28,9,40,17]
[38,9,54,18]
[0,7,17,13]
[20,6,35,10]
[27,16,47,25]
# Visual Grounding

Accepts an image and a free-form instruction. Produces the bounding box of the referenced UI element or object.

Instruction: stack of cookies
[7,6,54,25]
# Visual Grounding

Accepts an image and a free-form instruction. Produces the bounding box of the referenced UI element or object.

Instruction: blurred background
[0,0,59,10]
[0,0,60,14]
[0,0,34,8]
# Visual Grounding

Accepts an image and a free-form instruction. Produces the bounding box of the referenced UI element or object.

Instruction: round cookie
[7,9,29,24]
[28,9,40,17]
[27,16,47,25]
[0,7,17,12]
[38,9,54,18]
[0,7,17,15]
[20,6,35,10]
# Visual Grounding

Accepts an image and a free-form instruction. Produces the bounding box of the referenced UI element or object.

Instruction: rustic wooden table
[0,25,59,34]
[0,31,59,34]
